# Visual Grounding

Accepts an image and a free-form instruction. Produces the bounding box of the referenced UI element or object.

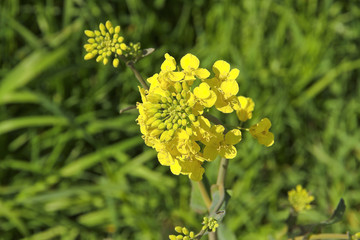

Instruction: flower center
[145,82,197,141]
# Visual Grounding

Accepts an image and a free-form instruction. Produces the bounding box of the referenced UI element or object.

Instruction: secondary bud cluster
[83,20,142,68]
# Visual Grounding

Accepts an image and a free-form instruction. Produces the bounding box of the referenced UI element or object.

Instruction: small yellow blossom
[206,60,240,113]
[180,53,210,81]
[159,53,185,82]
[83,20,127,67]
[203,126,242,161]
[193,82,217,108]
[288,185,314,212]
[235,96,255,122]
[249,118,274,147]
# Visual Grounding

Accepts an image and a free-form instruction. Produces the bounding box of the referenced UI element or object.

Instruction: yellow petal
[161,53,177,71]
[260,118,272,130]
[157,151,172,166]
[212,60,230,79]
[225,129,242,145]
[168,71,185,81]
[203,145,218,161]
[180,53,199,70]
[194,68,210,79]
[194,83,211,99]
[188,165,204,181]
[220,80,239,98]
[228,68,240,80]
[219,145,237,159]
[170,160,182,175]
[258,132,274,147]
[202,91,217,108]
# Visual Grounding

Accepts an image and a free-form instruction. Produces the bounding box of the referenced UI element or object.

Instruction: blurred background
[1,0,360,239]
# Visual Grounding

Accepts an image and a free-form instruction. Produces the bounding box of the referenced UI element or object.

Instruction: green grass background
[1,0,360,239]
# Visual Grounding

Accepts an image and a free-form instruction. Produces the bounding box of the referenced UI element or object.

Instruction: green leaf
[59,136,142,177]
[0,201,29,236]
[0,116,69,135]
[209,185,231,217]
[217,224,236,240]
[297,198,346,237]
[190,181,208,214]
[320,198,346,225]
[0,47,68,95]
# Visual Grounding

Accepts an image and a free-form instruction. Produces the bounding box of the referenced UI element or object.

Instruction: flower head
[180,53,210,81]
[138,53,244,180]
[203,126,242,161]
[249,118,274,147]
[288,185,314,212]
[206,60,241,113]
[137,53,273,180]
[83,20,127,67]
[235,96,255,122]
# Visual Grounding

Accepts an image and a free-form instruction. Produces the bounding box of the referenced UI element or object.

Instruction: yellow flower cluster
[169,226,195,240]
[137,53,274,180]
[288,185,315,212]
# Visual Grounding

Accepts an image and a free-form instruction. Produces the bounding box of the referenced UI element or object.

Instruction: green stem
[203,113,223,126]
[119,105,137,114]
[126,61,149,90]
[208,232,217,240]
[213,157,228,214]
[198,180,212,210]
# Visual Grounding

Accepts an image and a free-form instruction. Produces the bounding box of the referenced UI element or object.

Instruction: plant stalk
[126,61,149,90]
[198,180,212,210]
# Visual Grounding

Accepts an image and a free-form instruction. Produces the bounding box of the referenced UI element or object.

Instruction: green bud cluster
[122,42,142,59]
[145,82,198,141]
[202,217,219,232]
[169,226,195,240]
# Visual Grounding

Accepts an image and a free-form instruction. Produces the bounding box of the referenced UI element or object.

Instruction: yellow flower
[193,82,217,108]
[212,60,240,81]
[249,118,274,147]
[83,20,127,67]
[235,96,255,122]
[206,60,240,113]
[203,125,242,161]
[288,185,314,212]
[180,53,210,81]
[159,53,185,82]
